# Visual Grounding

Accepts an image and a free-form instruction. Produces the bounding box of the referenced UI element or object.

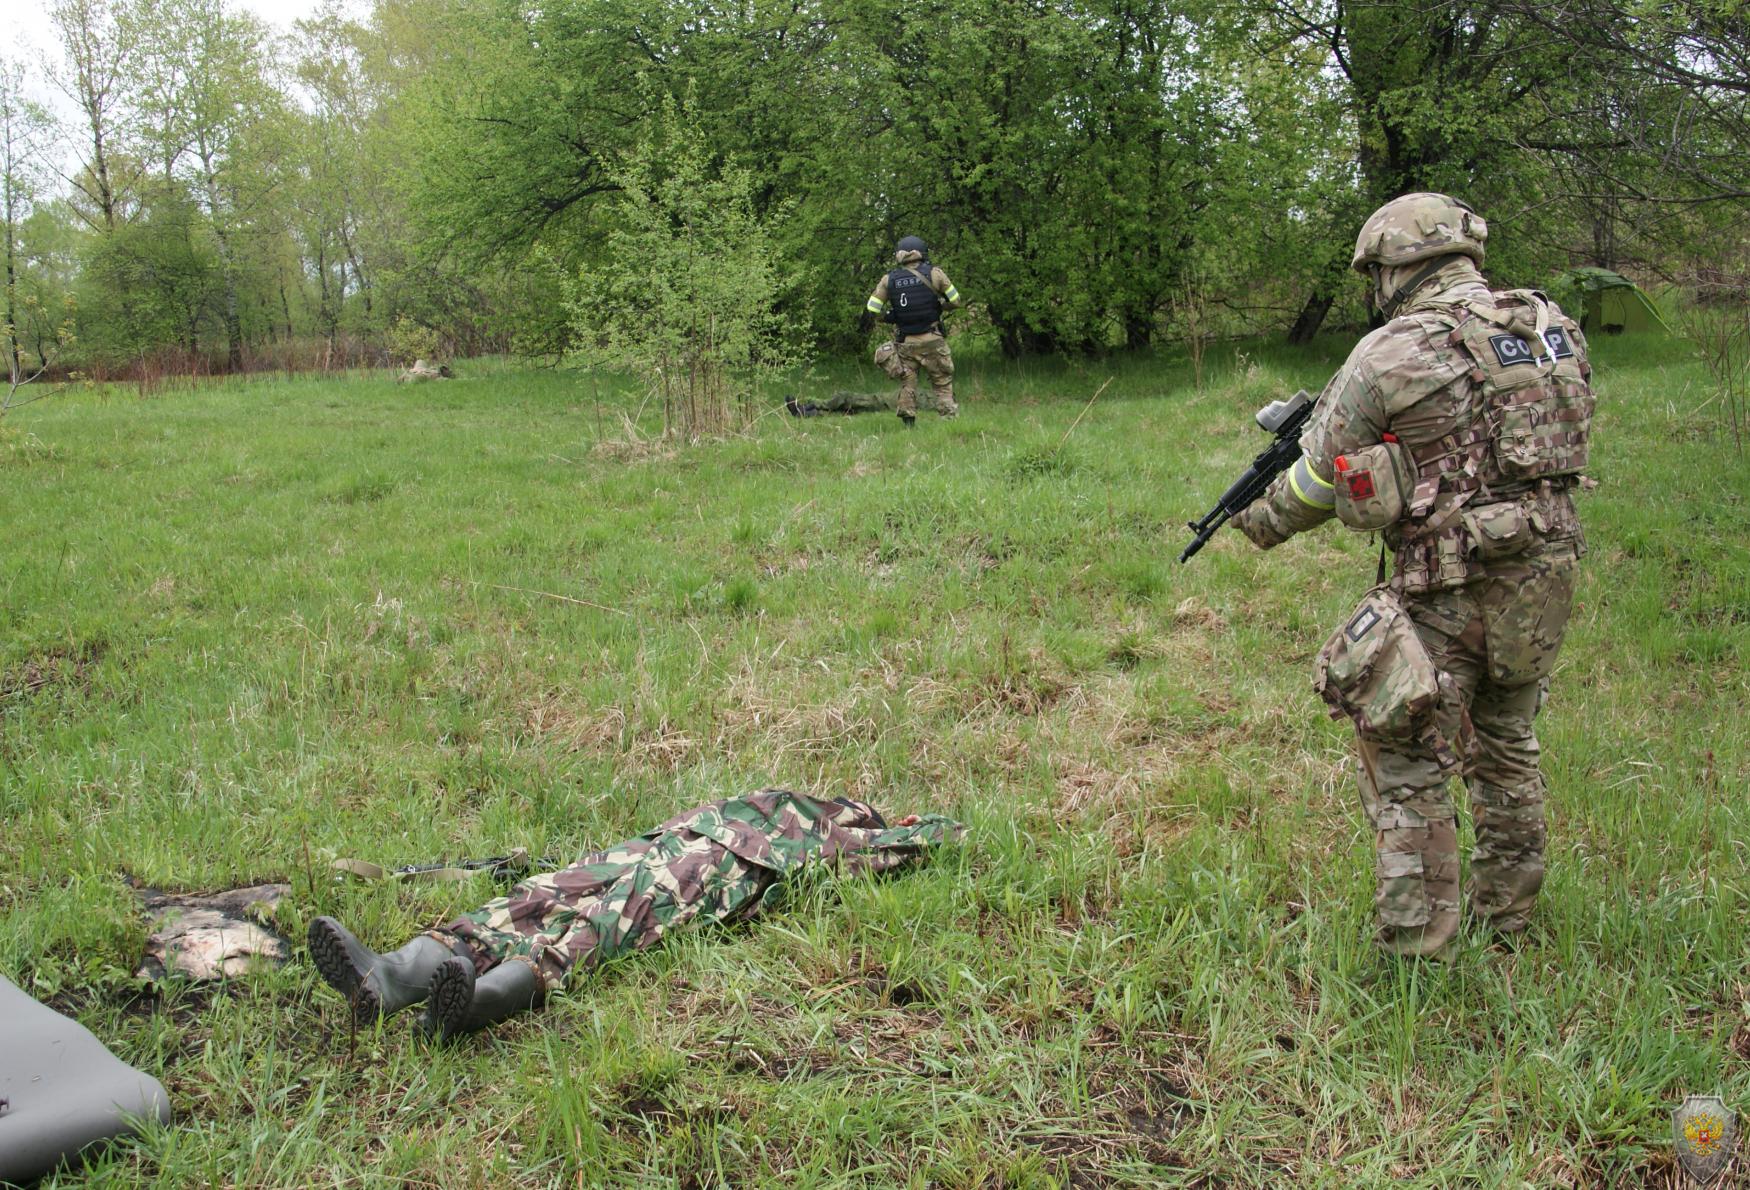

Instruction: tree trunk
[1286,288,1334,344]
[4,187,19,381]
[199,165,243,371]
[1124,310,1152,351]
[278,276,294,341]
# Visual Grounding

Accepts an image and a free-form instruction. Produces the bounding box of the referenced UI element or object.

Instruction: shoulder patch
[1489,330,1575,367]
[1489,334,1536,367]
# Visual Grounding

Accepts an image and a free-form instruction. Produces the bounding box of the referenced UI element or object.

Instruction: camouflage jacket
[439,790,963,990]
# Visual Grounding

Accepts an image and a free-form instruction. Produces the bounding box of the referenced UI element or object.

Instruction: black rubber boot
[421,957,543,1041]
[307,917,453,1026]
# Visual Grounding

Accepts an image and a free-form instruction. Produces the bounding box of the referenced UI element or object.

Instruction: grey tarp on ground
[0,975,171,1184]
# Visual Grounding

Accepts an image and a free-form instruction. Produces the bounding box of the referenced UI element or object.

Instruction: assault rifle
[331,849,557,884]
[1179,389,1314,563]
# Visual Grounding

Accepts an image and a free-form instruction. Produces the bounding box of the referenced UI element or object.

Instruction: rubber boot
[307,917,454,1026]
[421,957,543,1041]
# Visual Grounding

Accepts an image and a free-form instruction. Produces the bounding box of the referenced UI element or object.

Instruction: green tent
[1560,267,1673,336]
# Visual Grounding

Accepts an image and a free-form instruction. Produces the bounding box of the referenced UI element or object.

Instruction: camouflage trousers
[1358,542,1579,957]
[432,791,962,993]
[896,334,957,418]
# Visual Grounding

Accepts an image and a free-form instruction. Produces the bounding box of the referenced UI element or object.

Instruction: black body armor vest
[886,262,942,338]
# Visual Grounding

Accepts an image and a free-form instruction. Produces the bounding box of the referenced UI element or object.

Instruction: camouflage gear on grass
[435,790,962,993]
[397,359,453,383]
[1233,220,1590,957]
[896,335,958,419]
[819,390,895,414]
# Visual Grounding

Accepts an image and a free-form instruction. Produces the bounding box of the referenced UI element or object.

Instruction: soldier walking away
[308,790,962,1040]
[1231,193,1594,961]
[860,235,963,426]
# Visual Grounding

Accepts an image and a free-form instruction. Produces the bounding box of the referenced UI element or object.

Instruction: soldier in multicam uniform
[1233,193,1594,959]
[860,236,963,426]
[308,790,962,1039]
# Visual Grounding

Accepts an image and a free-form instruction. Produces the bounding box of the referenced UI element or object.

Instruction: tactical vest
[887,262,942,338]
[1390,289,1594,592]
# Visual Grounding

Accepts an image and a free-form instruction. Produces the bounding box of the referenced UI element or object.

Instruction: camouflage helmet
[896,235,928,256]
[1350,193,1486,273]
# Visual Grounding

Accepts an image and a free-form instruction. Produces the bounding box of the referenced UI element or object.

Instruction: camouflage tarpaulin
[435,790,962,992]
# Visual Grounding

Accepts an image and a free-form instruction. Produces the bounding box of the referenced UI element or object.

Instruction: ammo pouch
[1461,500,1533,562]
[1333,440,1414,532]
[1314,586,1443,745]
[873,340,908,380]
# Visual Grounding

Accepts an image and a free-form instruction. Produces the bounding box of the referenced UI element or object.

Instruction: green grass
[1,334,1745,1187]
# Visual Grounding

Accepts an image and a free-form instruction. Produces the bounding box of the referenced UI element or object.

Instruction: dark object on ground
[135,883,290,983]
[330,850,548,884]
[785,396,822,417]
[307,919,454,1027]
[0,975,172,1184]
[421,956,543,1041]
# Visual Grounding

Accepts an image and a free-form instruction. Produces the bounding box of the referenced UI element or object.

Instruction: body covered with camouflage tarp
[430,790,962,992]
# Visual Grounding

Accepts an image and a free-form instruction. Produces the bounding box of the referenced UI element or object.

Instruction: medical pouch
[1333,440,1414,532]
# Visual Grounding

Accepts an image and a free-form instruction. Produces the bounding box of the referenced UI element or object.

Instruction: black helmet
[896,235,927,255]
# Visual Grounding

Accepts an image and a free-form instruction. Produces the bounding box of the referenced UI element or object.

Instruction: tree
[566,98,804,440]
[1,56,58,385]
[52,0,136,233]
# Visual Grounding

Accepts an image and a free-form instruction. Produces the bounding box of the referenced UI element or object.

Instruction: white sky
[6,0,338,62]
[5,0,350,180]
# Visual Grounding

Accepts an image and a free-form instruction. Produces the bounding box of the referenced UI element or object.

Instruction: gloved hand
[1230,505,1289,549]
[857,310,876,334]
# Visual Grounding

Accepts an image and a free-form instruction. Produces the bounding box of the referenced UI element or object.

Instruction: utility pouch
[873,340,907,380]
[1333,440,1414,532]
[1462,500,1532,562]
[1313,586,1441,743]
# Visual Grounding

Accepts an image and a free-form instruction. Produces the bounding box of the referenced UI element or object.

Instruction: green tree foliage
[14,0,1749,374]
[76,181,220,365]
[565,98,802,439]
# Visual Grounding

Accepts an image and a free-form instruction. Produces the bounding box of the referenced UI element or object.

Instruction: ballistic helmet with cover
[896,235,928,256]
[1351,193,1486,274]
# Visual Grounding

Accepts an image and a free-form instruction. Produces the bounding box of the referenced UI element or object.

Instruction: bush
[565,94,805,442]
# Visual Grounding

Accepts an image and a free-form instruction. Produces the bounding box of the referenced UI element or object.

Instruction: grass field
[2,334,1746,1187]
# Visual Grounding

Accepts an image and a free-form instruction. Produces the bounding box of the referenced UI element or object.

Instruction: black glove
[857,310,876,334]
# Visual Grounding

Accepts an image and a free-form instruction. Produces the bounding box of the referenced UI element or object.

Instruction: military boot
[420,957,543,1041]
[307,917,454,1026]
